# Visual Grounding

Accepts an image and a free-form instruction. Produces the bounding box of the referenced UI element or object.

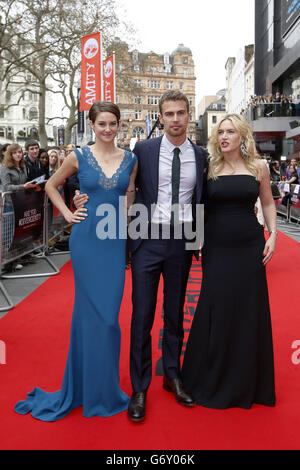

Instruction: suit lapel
[148,136,163,201]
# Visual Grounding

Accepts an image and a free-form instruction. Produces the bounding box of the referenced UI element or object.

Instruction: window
[164,65,172,73]
[135,96,142,104]
[148,95,159,105]
[166,81,173,90]
[7,127,13,139]
[134,65,140,72]
[29,127,38,138]
[179,82,184,90]
[164,53,170,65]
[183,69,188,78]
[189,97,193,106]
[133,126,145,138]
[135,110,142,120]
[0,107,4,119]
[151,67,157,75]
[29,107,38,120]
[183,57,188,64]
[147,80,160,89]
[5,90,11,102]
[149,110,159,120]
[0,127,6,138]
[212,115,217,124]
[134,79,142,88]
[132,51,139,63]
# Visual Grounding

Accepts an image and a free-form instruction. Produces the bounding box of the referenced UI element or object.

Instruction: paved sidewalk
[0,252,70,320]
[277,216,300,243]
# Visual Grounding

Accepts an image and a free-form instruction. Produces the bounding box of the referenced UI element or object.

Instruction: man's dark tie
[171,147,180,225]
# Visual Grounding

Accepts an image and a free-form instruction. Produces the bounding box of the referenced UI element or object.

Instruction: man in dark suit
[127,91,207,422]
[73,92,207,422]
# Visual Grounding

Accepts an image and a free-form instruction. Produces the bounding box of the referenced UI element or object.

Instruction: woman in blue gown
[15,102,137,421]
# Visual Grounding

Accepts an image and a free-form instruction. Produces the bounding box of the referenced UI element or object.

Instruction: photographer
[269,160,281,183]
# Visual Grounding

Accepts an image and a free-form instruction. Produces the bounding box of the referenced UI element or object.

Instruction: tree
[0,0,135,146]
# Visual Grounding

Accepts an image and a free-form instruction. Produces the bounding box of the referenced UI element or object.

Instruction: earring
[241,142,247,157]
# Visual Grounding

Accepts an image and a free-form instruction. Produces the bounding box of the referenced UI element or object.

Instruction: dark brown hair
[25,139,39,151]
[3,143,25,169]
[89,101,121,124]
[159,91,190,115]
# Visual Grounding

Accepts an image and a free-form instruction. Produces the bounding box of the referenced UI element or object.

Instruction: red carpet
[0,231,300,450]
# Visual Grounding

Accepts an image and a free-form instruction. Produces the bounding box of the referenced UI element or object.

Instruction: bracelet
[269,230,278,236]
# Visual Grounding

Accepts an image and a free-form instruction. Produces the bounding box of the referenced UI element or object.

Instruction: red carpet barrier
[0,231,300,450]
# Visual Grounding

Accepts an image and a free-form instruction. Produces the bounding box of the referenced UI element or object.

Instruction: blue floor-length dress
[15,147,137,421]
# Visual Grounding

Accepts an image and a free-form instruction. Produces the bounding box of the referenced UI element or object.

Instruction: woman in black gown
[182,114,277,409]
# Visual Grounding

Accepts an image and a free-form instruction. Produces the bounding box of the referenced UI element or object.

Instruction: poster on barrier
[11,190,44,240]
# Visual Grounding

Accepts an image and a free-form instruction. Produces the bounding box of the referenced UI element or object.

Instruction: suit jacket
[129,136,208,256]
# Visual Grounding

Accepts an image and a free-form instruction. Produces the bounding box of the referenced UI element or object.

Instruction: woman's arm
[45,152,87,224]
[258,161,277,265]
[0,167,37,192]
[285,176,297,184]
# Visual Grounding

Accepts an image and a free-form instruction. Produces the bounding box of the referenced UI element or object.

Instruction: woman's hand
[262,234,277,265]
[65,208,88,224]
[73,190,89,209]
[24,181,38,190]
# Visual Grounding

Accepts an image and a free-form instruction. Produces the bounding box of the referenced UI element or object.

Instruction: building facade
[249,0,300,160]
[0,67,56,147]
[196,91,226,147]
[225,45,254,114]
[225,57,236,113]
[111,41,196,148]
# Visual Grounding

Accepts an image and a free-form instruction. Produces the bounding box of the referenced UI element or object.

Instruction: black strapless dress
[182,175,275,409]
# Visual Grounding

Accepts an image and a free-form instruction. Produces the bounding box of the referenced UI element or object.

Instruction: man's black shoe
[163,377,195,407]
[127,392,146,422]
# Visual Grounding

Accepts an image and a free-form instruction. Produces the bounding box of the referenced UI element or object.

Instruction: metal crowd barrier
[274,182,300,224]
[0,189,71,311]
[45,189,71,256]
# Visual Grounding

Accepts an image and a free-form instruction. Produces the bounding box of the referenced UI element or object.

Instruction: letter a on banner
[80,32,103,111]
[103,54,116,103]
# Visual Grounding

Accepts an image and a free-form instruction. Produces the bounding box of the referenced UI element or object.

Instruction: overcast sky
[117,0,255,104]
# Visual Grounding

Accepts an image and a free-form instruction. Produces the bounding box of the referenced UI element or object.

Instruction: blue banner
[146,115,152,137]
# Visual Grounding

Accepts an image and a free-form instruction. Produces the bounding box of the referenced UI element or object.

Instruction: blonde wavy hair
[208,114,261,180]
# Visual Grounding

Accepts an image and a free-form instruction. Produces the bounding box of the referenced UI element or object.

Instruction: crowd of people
[0,141,77,188]
[242,93,300,118]
[269,157,300,183]
[0,140,80,270]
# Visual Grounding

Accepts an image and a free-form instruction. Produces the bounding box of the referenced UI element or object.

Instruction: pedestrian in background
[24,139,43,181]
[38,148,50,179]
[48,149,60,176]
